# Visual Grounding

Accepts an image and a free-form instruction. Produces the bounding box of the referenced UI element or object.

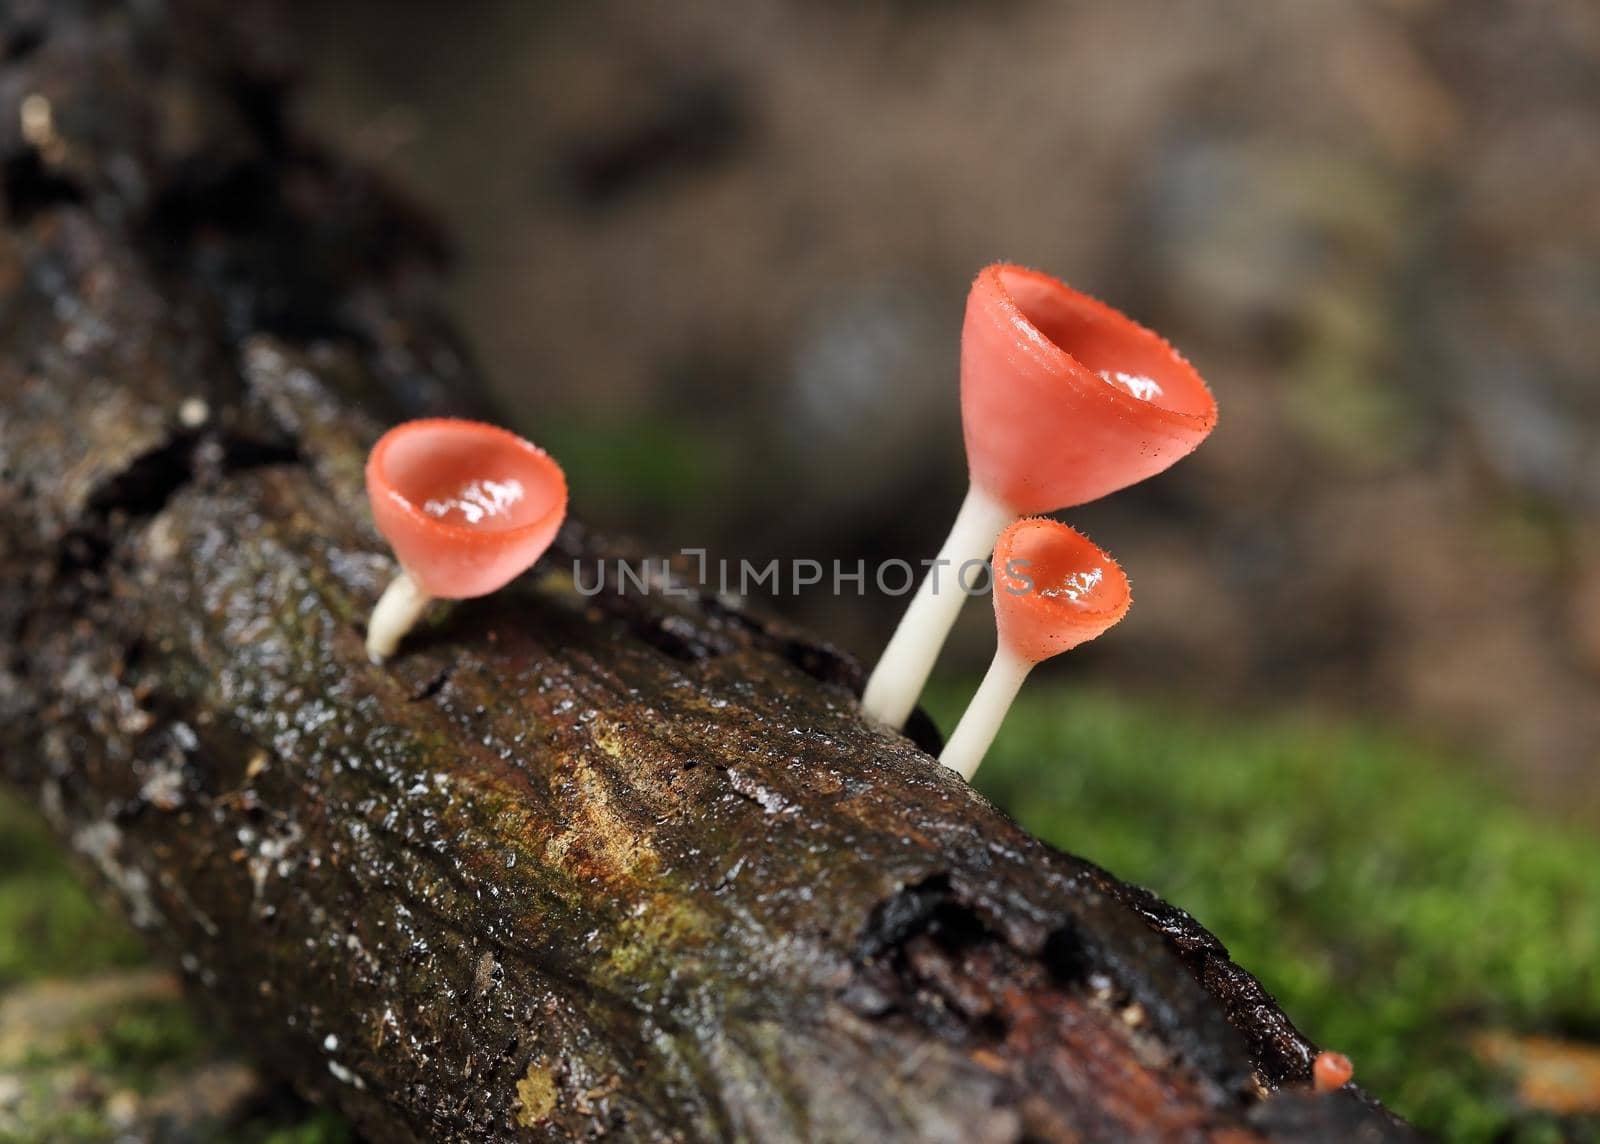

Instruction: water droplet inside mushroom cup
[1099,370,1164,402]
[1040,565,1105,603]
[999,520,1126,613]
[377,425,562,535]
[993,518,1131,663]
[993,265,1213,421]
[423,478,526,527]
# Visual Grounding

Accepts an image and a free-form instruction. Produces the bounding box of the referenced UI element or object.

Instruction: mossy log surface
[0,3,1416,1141]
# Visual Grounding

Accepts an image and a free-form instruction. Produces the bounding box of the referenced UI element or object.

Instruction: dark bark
[0,2,1416,1140]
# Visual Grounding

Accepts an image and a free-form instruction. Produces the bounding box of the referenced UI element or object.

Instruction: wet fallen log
[0,2,1415,1140]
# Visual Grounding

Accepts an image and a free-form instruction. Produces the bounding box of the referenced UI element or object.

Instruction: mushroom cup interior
[998,520,1129,620]
[997,267,1213,419]
[378,423,564,534]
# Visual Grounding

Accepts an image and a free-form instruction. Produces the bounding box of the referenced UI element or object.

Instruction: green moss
[85,999,211,1081]
[0,1101,352,1144]
[0,797,145,986]
[0,789,349,1142]
[924,682,1600,1143]
[0,1103,118,1144]
[247,1110,352,1144]
[537,414,736,511]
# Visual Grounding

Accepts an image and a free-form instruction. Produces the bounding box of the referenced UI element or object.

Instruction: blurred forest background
[298,0,1600,814]
[3,1,1599,1141]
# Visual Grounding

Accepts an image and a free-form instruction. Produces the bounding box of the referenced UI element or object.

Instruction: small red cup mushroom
[364,418,567,662]
[1313,1050,1354,1093]
[862,264,1215,729]
[939,518,1131,781]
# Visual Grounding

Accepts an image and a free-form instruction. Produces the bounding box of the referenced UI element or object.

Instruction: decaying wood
[0,3,1416,1140]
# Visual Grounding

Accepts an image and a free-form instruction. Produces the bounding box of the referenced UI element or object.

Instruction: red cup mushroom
[939,518,1131,781]
[1312,1051,1354,1093]
[862,264,1215,729]
[364,418,568,662]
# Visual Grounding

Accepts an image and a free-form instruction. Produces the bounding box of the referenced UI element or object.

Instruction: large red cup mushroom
[939,518,1131,782]
[862,264,1214,729]
[364,418,568,662]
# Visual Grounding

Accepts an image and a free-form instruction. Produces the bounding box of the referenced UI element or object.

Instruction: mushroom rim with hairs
[974,263,1217,434]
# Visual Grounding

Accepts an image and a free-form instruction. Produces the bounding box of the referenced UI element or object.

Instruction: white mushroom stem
[860,485,1012,728]
[366,570,433,663]
[939,646,1031,781]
